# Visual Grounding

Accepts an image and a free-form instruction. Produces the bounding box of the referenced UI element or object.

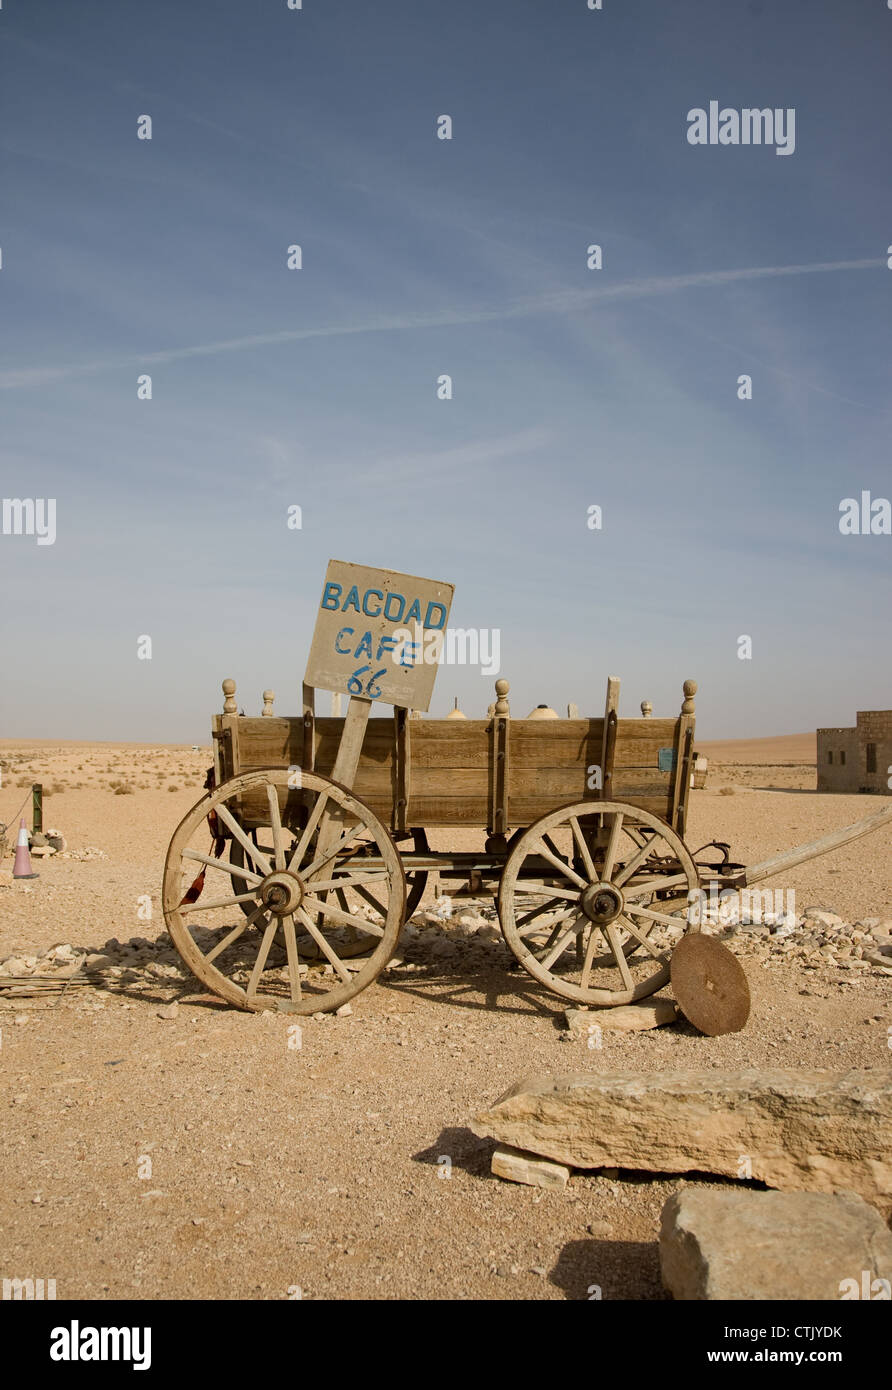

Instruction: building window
[840,750,846,765]
[827,751,833,764]
[866,743,877,773]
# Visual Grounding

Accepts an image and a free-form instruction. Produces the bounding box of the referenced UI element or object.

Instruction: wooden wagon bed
[213,680,697,838]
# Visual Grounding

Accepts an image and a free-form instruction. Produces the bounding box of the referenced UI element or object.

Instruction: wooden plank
[313,697,373,870]
[211,714,226,785]
[743,803,892,887]
[221,712,241,779]
[394,707,409,834]
[674,717,695,836]
[302,684,315,771]
[601,677,620,800]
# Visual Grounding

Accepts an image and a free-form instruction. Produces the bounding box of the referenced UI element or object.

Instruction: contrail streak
[0,257,880,390]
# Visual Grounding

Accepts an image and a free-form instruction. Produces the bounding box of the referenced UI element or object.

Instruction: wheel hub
[258,870,304,916]
[579,880,624,925]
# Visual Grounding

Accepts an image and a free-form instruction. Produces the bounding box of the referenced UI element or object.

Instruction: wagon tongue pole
[740,802,892,887]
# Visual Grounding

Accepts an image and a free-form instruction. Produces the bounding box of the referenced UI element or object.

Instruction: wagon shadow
[380,963,562,1021]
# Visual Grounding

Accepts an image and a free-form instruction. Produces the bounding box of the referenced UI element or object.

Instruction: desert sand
[1,735,890,1301]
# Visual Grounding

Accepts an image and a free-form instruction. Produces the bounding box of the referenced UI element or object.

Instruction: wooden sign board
[304,560,454,712]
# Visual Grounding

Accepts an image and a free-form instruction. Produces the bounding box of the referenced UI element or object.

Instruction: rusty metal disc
[670,934,750,1036]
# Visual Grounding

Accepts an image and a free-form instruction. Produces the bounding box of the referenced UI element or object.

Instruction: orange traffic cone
[13,819,38,879]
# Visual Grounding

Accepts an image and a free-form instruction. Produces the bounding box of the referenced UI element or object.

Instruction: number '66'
[348,666,386,698]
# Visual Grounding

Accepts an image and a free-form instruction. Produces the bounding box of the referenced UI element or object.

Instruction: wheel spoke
[625,902,689,927]
[295,907,352,983]
[534,840,588,890]
[622,871,692,899]
[540,915,585,970]
[180,890,259,915]
[615,914,669,963]
[569,817,597,881]
[513,882,581,903]
[281,913,302,1002]
[245,914,280,999]
[214,803,273,876]
[302,821,370,881]
[287,789,331,873]
[517,904,578,940]
[579,921,606,988]
[205,904,266,964]
[301,896,385,938]
[613,832,661,888]
[351,882,388,920]
[266,784,286,871]
[304,872,390,894]
[183,847,263,885]
[604,921,635,990]
[601,811,624,883]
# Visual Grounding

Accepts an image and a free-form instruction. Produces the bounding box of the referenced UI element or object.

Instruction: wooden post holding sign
[304,560,454,859]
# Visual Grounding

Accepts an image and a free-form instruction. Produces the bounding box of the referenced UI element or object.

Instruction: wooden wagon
[162,565,892,1016]
[161,665,733,1013]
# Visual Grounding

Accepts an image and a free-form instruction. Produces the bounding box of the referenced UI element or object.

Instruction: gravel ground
[1,740,890,1300]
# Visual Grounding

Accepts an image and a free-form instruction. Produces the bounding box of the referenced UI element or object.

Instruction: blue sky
[1,0,890,742]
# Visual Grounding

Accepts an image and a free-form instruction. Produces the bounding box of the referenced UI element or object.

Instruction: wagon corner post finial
[262,690,275,717]
[222,677,237,714]
[682,679,697,715]
[494,678,510,717]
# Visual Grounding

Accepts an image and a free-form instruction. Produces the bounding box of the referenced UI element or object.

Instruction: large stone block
[660,1188,892,1300]
[471,1069,892,1212]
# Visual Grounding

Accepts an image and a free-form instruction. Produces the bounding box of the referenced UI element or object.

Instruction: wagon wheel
[498,800,699,1006]
[163,768,405,1013]
[403,828,430,921]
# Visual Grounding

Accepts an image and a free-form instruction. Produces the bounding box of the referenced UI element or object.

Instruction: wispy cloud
[0,258,879,392]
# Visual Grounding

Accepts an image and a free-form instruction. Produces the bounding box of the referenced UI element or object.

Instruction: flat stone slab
[471,1069,892,1213]
[660,1188,892,1300]
[564,1000,677,1034]
[491,1144,570,1190]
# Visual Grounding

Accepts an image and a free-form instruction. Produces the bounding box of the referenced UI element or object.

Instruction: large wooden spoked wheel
[163,768,405,1012]
[498,800,700,1006]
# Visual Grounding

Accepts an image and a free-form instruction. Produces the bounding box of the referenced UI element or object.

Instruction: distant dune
[697,732,816,765]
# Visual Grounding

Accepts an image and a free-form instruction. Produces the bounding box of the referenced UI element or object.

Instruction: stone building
[816,711,892,794]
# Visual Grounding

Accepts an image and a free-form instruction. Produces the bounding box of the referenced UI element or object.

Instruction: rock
[0,869,13,888]
[84,950,116,973]
[660,1188,892,1301]
[564,1000,677,1035]
[864,951,892,969]
[471,1069,892,1213]
[491,1145,570,1190]
[803,908,844,929]
[157,1003,179,1020]
[335,1003,353,1017]
[45,944,76,963]
[0,957,30,976]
